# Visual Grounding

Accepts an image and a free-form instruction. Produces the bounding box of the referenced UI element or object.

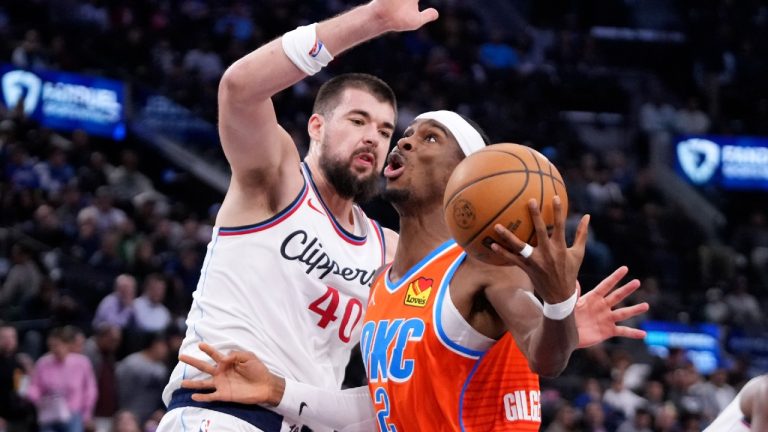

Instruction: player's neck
[305,159,356,230]
[390,208,452,281]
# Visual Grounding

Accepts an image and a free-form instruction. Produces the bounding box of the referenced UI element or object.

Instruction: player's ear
[308,113,325,142]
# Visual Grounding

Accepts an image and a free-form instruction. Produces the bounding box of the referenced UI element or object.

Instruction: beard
[319,148,381,203]
[381,187,411,205]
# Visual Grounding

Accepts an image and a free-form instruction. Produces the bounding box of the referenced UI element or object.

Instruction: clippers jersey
[704,392,751,432]
[163,163,386,428]
[361,240,540,432]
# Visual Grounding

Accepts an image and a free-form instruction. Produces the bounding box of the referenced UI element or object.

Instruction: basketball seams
[443,150,528,207]
[461,170,531,248]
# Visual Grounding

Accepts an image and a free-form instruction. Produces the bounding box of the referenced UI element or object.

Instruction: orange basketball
[443,143,568,265]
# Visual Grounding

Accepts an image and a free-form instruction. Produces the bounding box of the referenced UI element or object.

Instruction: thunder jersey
[704,392,751,432]
[163,163,386,425]
[361,240,541,432]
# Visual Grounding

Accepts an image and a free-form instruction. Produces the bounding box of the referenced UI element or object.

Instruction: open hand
[575,266,649,348]
[368,0,439,32]
[179,343,283,406]
[490,196,588,304]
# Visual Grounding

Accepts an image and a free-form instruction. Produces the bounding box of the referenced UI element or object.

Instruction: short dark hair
[312,73,397,118]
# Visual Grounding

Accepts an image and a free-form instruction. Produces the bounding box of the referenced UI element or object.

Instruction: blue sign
[726,328,768,375]
[641,320,721,374]
[0,64,126,140]
[675,135,768,190]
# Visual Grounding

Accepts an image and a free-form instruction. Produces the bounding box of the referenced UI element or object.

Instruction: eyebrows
[404,119,451,138]
[345,109,395,131]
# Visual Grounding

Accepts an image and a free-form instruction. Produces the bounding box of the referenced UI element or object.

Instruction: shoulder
[740,375,768,418]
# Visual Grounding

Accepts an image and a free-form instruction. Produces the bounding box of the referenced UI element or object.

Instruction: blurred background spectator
[0,0,766,430]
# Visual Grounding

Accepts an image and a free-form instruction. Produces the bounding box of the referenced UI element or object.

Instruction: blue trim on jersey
[384,239,456,293]
[372,220,386,266]
[458,354,486,432]
[218,181,308,235]
[434,252,486,358]
[301,162,367,245]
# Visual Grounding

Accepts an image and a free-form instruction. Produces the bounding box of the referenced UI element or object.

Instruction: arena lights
[0,64,126,140]
[675,135,768,190]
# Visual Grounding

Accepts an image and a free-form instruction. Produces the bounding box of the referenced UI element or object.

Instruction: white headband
[414,110,485,156]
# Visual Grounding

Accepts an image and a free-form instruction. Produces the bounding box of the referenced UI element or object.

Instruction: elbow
[219,66,247,100]
[529,358,569,379]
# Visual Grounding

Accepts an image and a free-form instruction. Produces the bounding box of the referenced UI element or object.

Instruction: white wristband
[281,23,335,76]
[542,290,578,320]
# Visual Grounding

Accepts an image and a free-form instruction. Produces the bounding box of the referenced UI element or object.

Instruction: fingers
[179,354,216,375]
[528,199,549,246]
[181,378,215,390]
[612,302,650,322]
[199,342,225,364]
[191,392,225,403]
[605,278,641,307]
[551,196,566,244]
[490,241,525,267]
[592,266,630,297]
[615,326,647,340]
[420,7,439,24]
[572,214,590,255]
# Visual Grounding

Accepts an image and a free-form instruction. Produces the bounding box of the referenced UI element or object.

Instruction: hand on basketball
[490,196,588,304]
[368,0,439,32]
[575,266,649,348]
[179,342,284,406]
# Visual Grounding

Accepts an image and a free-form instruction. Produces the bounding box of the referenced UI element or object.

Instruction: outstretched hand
[575,266,649,348]
[179,343,284,406]
[491,196,588,304]
[369,0,439,32]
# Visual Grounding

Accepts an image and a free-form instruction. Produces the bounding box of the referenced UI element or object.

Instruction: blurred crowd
[1,0,767,431]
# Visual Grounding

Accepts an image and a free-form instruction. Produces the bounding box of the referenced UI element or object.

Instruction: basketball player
[704,374,768,431]
[157,1,441,431]
[177,112,650,431]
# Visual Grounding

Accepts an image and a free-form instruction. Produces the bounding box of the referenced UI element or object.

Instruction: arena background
[1,0,767,431]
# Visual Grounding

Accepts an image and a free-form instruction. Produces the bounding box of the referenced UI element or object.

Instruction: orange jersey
[361,240,541,432]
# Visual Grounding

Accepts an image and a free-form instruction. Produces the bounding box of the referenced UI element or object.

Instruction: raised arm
[220,0,438,186]
[477,197,586,377]
[180,343,376,431]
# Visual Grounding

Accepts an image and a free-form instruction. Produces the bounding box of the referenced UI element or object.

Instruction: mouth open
[384,151,405,179]
[352,152,375,168]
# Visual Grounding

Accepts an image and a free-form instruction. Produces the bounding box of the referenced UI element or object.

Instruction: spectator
[545,402,579,432]
[108,150,155,204]
[84,324,122,432]
[35,147,75,194]
[674,97,710,135]
[182,40,223,83]
[11,29,47,69]
[132,274,170,333]
[616,406,654,432]
[92,274,136,330]
[0,324,35,431]
[0,243,43,319]
[25,326,98,432]
[77,186,127,234]
[115,332,168,424]
[603,370,648,420]
[723,274,762,327]
[111,410,141,432]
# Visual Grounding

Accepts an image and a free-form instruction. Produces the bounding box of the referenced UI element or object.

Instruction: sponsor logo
[299,401,308,416]
[453,199,476,229]
[404,277,433,307]
[2,70,42,115]
[677,138,720,184]
[198,419,211,432]
[307,198,324,215]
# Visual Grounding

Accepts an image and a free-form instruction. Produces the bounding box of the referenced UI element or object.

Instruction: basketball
[443,143,568,265]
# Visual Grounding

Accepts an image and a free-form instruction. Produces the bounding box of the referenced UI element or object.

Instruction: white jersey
[162,163,386,430]
[704,392,751,432]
